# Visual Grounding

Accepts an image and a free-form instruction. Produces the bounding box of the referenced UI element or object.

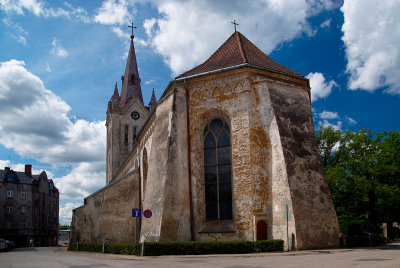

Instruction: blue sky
[0,0,399,224]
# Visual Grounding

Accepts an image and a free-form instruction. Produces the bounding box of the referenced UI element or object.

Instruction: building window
[20,223,26,229]
[203,118,233,221]
[21,207,26,214]
[6,207,13,214]
[7,189,13,197]
[6,173,17,182]
[21,191,27,198]
[124,125,129,144]
[6,222,12,229]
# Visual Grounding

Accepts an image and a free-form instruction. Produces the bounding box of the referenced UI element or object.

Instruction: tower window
[203,118,233,221]
[124,125,129,144]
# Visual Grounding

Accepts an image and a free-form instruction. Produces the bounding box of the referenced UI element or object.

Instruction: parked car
[0,238,7,251]
[6,240,14,250]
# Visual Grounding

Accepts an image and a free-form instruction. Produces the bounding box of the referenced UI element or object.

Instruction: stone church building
[71,30,340,249]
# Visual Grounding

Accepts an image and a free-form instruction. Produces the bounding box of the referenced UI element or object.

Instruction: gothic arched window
[203,118,232,221]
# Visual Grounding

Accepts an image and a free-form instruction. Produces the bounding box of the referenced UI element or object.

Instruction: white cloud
[341,0,400,94]
[0,60,106,164]
[145,79,155,85]
[144,0,339,76]
[94,0,136,25]
[2,18,27,46]
[51,38,69,58]
[320,19,331,28]
[45,62,52,72]
[307,72,338,102]
[0,0,43,16]
[320,119,343,131]
[59,202,83,224]
[319,110,339,120]
[0,59,107,203]
[54,162,105,200]
[346,116,357,125]
[0,0,89,21]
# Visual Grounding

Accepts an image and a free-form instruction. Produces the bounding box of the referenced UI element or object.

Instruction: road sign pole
[135,217,138,244]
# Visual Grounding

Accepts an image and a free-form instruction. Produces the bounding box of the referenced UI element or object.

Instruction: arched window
[203,118,232,220]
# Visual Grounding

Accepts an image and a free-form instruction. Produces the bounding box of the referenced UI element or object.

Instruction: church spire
[120,28,143,105]
[148,88,157,113]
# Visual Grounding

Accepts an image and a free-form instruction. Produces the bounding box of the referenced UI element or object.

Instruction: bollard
[141,241,145,256]
[102,242,105,253]
[76,242,79,251]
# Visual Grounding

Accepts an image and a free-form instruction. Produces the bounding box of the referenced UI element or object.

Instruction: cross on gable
[231,20,239,32]
[128,22,137,39]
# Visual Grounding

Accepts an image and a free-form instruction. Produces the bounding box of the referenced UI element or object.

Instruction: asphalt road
[0,243,400,268]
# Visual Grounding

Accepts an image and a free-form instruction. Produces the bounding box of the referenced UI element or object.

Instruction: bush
[68,239,283,256]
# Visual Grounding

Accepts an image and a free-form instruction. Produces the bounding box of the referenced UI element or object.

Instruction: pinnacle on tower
[149,88,157,113]
[113,82,119,97]
[120,35,143,105]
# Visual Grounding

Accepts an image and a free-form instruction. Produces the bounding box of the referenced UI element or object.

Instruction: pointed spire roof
[176,31,303,79]
[112,82,119,97]
[120,37,143,104]
[149,88,157,105]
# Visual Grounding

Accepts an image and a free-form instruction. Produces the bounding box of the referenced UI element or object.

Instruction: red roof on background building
[176,31,304,79]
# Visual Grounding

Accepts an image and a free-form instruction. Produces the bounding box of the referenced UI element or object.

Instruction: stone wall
[71,170,140,243]
[139,88,191,242]
[269,82,340,249]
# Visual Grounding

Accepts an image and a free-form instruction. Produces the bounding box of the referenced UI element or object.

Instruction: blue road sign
[132,208,141,218]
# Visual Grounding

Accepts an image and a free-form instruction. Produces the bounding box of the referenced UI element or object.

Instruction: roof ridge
[236,32,248,63]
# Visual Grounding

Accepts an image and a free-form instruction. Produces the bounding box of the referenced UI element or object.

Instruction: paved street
[0,243,400,268]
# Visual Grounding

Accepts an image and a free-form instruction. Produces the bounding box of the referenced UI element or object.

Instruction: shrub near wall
[68,240,283,256]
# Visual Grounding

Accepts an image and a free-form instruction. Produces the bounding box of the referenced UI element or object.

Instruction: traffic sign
[132,208,141,218]
[143,209,152,218]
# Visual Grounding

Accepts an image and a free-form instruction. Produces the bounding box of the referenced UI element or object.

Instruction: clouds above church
[307,72,338,102]
[143,0,340,76]
[0,59,106,199]
[341,0,400,94]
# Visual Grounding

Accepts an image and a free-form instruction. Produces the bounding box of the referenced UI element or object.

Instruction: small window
[7,189,13,197]
[21,207,26,214]
[20,223,26,229]
[21,191,27,198]
[6,222,12,229]
[6,207,13,214]
[124,125,129,144]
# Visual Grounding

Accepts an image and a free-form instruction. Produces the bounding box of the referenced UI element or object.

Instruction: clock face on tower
[131,111,140,120]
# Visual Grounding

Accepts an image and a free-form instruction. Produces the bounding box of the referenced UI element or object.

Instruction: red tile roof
[176,31,303,79]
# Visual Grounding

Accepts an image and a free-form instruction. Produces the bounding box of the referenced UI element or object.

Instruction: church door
[256,220,268,241]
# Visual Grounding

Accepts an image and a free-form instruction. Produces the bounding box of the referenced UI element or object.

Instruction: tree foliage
[59,225,70,230]
[316,127,400,234]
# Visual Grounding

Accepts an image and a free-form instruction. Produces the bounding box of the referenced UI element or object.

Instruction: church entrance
[256,220,268,240]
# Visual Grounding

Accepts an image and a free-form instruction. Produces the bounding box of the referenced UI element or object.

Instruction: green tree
[317,127,400,235]
[59,225,70,230]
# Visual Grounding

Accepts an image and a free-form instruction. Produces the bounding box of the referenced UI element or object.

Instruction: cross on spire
[231,20,239,32]
[128,22,136,39]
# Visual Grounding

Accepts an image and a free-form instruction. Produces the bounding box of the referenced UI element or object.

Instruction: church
[71,29,340,250]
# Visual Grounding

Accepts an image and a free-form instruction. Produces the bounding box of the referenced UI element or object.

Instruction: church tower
[106,33,150,184]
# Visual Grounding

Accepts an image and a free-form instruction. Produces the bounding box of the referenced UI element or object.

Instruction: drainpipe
[185,79,195,241]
